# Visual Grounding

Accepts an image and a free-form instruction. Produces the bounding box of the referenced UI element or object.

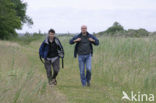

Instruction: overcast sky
[17,0,156,33]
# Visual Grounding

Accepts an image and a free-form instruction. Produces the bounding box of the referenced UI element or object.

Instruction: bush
[10,32,44,45]
[97,22,150,37]
[105,22,124,34]
[125,29,149,37]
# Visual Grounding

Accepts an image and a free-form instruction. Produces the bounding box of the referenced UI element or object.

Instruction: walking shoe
[87,82,90,87]
[52,79,57,85]
[48,80,53,86]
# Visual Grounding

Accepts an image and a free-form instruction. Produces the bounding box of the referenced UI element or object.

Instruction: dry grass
[0,40,67,103]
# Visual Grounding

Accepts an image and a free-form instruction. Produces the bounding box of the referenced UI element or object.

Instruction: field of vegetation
[0,35,156,103]
[1,0,156,102]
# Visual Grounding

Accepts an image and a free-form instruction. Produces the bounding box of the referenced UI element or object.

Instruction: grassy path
[0,40,67,103]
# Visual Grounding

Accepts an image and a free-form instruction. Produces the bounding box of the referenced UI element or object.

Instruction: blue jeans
[78,54,92,86]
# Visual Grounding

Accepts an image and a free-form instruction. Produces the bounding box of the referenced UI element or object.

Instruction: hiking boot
[48,77,53,85]
[87,82,90,87]
[51,79,57,85]
[48,80,53,86]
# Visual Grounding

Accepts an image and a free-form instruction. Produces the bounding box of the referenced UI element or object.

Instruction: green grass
[9,34,44,45]
[0,35,156,103]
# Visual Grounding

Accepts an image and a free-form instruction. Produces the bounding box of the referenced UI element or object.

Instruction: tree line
[98,22,156,37]
[0,0,155,40]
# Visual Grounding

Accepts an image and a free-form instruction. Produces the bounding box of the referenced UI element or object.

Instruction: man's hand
[88,38,95,42]
[74,38,81,42]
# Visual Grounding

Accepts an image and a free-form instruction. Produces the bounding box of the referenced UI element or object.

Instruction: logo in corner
[121,91,154,102]
[122,91,131,101]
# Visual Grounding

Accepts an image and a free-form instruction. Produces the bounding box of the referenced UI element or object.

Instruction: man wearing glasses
[69,25,99,87]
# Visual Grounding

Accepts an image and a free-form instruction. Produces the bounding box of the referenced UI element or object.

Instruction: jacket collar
[79,32,90,37]
[44,37,56,44]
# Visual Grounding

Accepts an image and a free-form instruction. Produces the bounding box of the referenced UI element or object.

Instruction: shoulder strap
[39,55,45,64]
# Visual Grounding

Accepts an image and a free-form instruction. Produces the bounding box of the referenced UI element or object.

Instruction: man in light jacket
[39,29,64,86]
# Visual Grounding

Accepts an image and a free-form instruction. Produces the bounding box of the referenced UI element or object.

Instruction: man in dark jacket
[69,25,99,87]
[39,29,64,86]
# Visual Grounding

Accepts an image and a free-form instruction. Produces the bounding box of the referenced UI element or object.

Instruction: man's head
[48,29,55,39]
[81,25,87,34]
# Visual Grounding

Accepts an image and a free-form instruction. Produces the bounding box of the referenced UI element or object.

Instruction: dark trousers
[44,58,60,82]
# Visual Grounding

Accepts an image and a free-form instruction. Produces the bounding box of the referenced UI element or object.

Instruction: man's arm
[54,37,64,58]
[57,38,64,57]
[89,35,99,46]
[56,38,64,50]
[69,35,81,44]
[39,41,45,58]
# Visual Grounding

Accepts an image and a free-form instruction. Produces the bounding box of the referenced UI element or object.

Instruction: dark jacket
[39,37,64,59]
[69,32,99,58]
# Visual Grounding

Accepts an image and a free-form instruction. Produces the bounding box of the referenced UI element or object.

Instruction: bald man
[69,25,99,87]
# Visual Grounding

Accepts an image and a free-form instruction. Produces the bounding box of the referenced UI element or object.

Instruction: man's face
[81,26,87,34]
[49,32,55,39]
